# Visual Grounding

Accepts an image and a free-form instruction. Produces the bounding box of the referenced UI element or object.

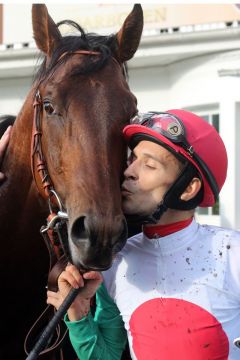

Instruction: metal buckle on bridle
[42,189,68,233]
[41,189,68,230]
[40,189,69,265]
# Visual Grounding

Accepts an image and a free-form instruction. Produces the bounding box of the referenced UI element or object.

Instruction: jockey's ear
[115,4,143,63]
[32,4,62,58]
[180,177,202,202]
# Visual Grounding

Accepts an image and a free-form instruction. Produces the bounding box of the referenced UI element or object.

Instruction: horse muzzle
[69,214,128,271]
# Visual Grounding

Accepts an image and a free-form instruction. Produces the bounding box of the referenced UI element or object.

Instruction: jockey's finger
[47,290,60,299]
[46,290,62,307]
[0,126,12,157]
[46,296,61,310]
[83,271,103,282]
[65,263,83,283]
[59,270,83,289]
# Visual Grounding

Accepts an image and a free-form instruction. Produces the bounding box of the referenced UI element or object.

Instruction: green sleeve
[64,283,127,360]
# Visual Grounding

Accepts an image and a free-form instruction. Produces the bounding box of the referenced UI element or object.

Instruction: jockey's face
[121,140,182,216]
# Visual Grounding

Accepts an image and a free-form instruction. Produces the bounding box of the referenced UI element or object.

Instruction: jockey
[47,110,240,359]
[9,109,239,359]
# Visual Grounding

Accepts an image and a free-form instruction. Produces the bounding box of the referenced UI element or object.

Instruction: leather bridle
[30,50,124,257]
[31,50,100,203]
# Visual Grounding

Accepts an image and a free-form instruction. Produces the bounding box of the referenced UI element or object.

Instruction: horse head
[31,4,143,271]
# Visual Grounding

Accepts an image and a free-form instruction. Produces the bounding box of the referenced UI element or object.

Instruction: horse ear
[115,4,143,63]
[32,4,62,57]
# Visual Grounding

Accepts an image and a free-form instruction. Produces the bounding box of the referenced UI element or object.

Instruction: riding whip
[26,286,81,360]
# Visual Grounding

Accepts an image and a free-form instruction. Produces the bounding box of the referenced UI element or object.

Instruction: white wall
[129,49,240,112]
[0,76,31,114]
[128,66,169,112]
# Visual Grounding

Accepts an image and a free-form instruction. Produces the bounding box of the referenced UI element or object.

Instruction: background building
[1,3,240,229]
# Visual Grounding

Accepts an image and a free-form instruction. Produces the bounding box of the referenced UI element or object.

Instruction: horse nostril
[71,216,87,244]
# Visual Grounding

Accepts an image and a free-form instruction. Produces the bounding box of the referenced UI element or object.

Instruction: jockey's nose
[124,159,139,181]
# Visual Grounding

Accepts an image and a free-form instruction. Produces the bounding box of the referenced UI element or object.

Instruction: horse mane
[35,20,123,83]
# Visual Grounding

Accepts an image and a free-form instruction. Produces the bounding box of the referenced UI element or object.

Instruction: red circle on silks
[129,298,229,360]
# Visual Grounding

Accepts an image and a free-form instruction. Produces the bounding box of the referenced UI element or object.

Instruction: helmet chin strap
[125,162,202,226]
[125,202,168,225]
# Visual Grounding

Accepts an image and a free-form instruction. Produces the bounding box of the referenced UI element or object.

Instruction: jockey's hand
[0,126,12,183]
[47,263,103,321]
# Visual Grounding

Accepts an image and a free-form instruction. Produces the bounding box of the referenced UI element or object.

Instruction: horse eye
[43,101,55,115]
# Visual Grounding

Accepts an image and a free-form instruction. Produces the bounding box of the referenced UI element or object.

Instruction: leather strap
[47,256,68,292]
[24,257,68,358]
[31,90,53,200]
[24,304,67,360]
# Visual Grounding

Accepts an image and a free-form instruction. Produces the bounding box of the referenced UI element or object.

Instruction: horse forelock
[34,19,120,85]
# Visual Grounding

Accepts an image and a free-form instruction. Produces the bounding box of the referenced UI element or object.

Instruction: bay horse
[0,4,143,359]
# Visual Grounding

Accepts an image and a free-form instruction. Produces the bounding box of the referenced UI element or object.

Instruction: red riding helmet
[123,109,228,207]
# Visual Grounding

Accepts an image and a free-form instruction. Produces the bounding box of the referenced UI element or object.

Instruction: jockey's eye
[43,101,55,115]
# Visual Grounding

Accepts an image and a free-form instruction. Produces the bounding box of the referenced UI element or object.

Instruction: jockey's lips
[121,185,133,197]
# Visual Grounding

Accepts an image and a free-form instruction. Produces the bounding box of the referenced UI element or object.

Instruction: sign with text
[3,4,240,44]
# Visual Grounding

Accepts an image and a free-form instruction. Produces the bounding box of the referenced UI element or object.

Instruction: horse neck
[0,90,45,222]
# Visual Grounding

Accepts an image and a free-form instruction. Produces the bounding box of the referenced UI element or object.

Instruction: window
[196,112,220,216]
